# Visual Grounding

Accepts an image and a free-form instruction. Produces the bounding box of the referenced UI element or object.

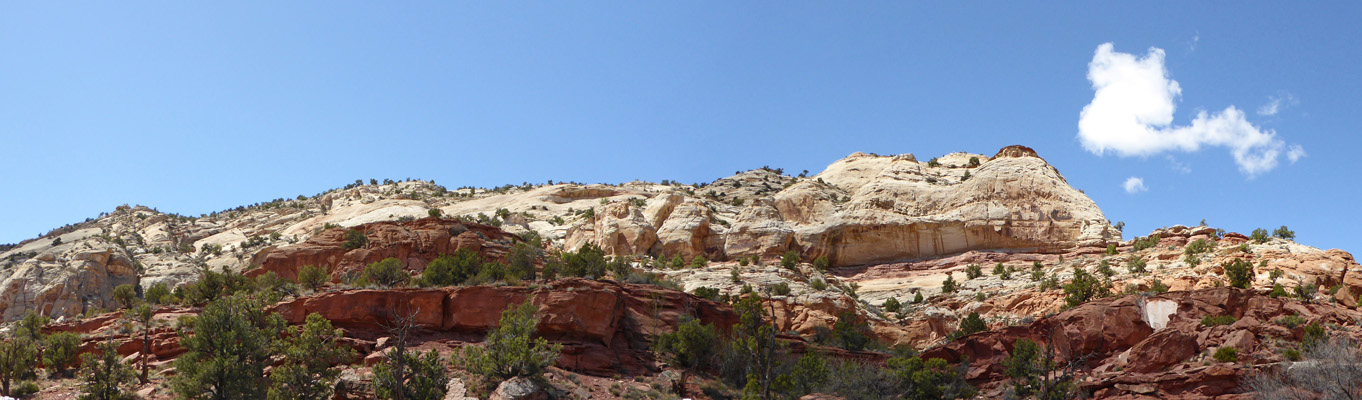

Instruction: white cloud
[1287,144,1306,163]
[1123,177,1147,194]
[1257,94,1296,116]
[1166,155,1191,174]
[1077,43,1302,178]
[1188,33,1199,52]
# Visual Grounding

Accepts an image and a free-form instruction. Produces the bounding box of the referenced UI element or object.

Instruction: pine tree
[171,294,285,400]
[268,313,357,400]
[78,339,137,400]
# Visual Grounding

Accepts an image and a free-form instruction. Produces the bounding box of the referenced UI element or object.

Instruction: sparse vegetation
[454,299,562,390]
[964,264,983,279]
[1201,315,1237,327]
[1062,267,1110,307]
[1273,225,1296,240]
[342,229,368,250]
[941,274,957,293]
[883,297,901,313]
[1213,346,1238,362]
[1223,258,1255,289]
[1251,228,1270,244]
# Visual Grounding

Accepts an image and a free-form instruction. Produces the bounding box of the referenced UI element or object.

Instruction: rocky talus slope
[4,145,1360,399]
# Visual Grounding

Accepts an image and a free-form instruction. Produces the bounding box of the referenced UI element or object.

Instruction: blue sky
[2,3,1359,252]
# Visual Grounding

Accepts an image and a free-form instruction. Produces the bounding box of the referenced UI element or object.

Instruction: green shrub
[1132,235,1161,252]
[1096,260,1115,277]
[297,265,328,292]
[39,331,79,378]
[813,256,830,269]
[781,251,800,269]
[171,295,285,400]
[1030,261,1045,281]
[883,297,901,313]
[1269,268,1284,283]
[941,274,957,293]
[342,229,368,250]
[832,311,873,351]
[1275,314,1306,329]
[506,243,540,282]
[1223,258,1255,289]
[11,381,38,398]
[1268,284,1289,298]
[992,263,1011,280]
[738,257,750,267]
[655,318,718,391]
[885,356,975,399]
[427,208,442,218]
[1303,322,1326,348]
[374,349,445,400]
[268,313,357,400]
[690,255,707,269]
[1062,267,1110,307]
[1149,279,1170,294]
[968,157,980,167]
[773,282,791,296]
[926,158,940,167]
[1273,225,1295,240]
[1213,346,1238,362]
[1184,253,1202,268]
[947,312,986,341]
[964,264,983,280]
[1251,228,1269,244]
[422,251,479,287]
[362,258,410,288]
[1185,238,1214,255]
[1281,347,1302,361]
[913,292,924,303]
[559,243,608,279]
[1106,244,1118,255]
[669,255,685,270]
[810,278,827,291]
[1296,282,1318,301]
[453,300,563,389]
[693,287,720,301]
[144,282,172,305]
[1127,257,1147,274]
[1201,315,1237,327]
[112,284,137,309]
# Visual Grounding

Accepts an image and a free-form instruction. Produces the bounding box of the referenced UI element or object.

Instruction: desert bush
[297,265,329,292]
[810,278,827,291]
[1251,228,1270,244]
[1274,225,1295,240]
[1201,315,1237,327]
[362,258,410,288]
[883,297,901,313]
[781,251,800,269]
[772,282,791,296]
[453,300,562,389]
[342,229,367,250]
[964,264,982,280]
[941,274,957,293]
[1223,258,1255,289]
[947,312,986,341]
[1213,346,1238,362]
[1062,267,1110,307]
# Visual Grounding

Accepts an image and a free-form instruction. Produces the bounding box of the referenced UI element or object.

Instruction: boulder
[490,376,546,400]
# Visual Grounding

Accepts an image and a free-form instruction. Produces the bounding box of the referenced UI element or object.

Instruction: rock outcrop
[563,146,1117,266]
[250,218,518,282]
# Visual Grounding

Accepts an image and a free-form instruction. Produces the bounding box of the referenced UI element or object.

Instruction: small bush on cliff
[992,263,1011,280]
[78,338,137,400]
[1132,234,1161,252]
[559,243,607,279]
[883,297,901,313]
[1106,244,1118,255]
[1274,225,1296,240]
[772,282,791,296]
[1251,228,1270,244]
[1127,257,1147,274]
[360,258,410,288]
[964,264,983,280]
[781,251,800,269]
[656,318,718,395]
[1274,314,1306,329]
[421,250,480,287]
[454,299,563,389]
[1029,261,1045,281]
[342,229,367,250]
[43,331,81,378]
[1096,260,1115,277]
[268,313,356,400]
[1223,258,1255,289]
[913,292,924,303]
[1062,267,1110,307]
[1213,346,1239,362]
[112,284,137,309]
[297,265,328,292]
[1185,238,1214,255]
[693,287,720,301]
[813,256,830,269]
[941,274,957,293]
[810,278,827,291]
[1201,315,1237,327]
[172,294,286,400]
[691,255,708,269]
[947,312,986,341]
[886,356,975,399]
[144,282,171,304]
[669,254,685,270]
[832,311,873,351]
[427,208,442,218]
[1269,284,1289,298]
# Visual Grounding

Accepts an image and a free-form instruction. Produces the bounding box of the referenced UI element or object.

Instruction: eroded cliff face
[564,145,1115,266]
